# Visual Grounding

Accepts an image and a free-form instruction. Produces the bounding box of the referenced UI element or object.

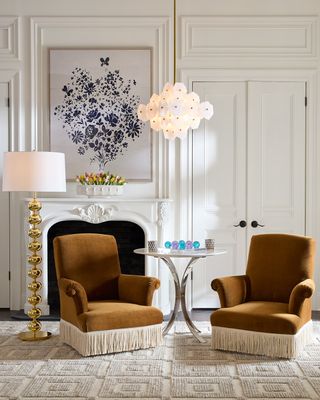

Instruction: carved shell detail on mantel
[75,204,113,224]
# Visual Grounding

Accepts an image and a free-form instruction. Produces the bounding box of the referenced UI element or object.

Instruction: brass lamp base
[19,331,52,341]
[20,193,52,342]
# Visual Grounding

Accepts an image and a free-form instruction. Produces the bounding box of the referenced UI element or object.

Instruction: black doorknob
[251,220,265,228]
[233,220,247,228]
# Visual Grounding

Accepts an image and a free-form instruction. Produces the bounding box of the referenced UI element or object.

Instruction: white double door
[192,80,306,308]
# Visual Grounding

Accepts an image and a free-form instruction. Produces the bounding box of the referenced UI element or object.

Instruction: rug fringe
[212,320,313,358]
[60,319,163,356]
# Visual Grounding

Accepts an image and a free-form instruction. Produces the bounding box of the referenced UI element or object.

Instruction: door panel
[192,80,306,309]
[0,83,10,307]
[192,82,247,308]
[247,81,306,237]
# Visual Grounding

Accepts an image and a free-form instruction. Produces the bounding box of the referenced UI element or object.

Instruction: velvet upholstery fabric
[79,301,163,332]
[53,233,163,333]
[246,234,315,302]
[211,234,315,336]
[210,301,303,334]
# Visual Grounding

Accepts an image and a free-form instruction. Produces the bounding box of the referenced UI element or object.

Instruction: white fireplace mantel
[23,197,173,315]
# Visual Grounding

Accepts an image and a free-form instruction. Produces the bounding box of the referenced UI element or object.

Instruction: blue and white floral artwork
[50,49,152,181]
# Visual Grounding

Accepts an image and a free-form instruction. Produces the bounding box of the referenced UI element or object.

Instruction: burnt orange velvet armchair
[211,234,315,358]
[53,233,163,356]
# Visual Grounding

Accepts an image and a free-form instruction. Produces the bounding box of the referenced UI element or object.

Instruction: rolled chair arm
[118,274,160,306]
[289,278,315,316]
[59,278,88,314]
[211,275,248,308]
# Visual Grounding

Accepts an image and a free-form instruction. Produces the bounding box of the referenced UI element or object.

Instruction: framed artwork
[49,48,152,181]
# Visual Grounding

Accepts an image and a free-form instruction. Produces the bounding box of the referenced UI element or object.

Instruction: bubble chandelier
[137,0,213,140]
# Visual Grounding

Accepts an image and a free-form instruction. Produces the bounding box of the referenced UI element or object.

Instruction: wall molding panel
[181,16,318,59]
[0,69,22,310]
[0,17,20,61]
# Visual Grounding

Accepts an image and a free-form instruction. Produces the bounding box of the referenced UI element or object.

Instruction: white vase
[77,185,124,197]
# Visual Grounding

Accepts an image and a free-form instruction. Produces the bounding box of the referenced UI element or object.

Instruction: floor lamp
[2,151,66,341]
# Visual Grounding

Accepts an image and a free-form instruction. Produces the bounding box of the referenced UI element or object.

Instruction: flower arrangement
[76,172,126,186]
[53,57,143,171]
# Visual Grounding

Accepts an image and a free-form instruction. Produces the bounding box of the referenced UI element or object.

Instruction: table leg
[160,257,181,336]
[181,257,206,343]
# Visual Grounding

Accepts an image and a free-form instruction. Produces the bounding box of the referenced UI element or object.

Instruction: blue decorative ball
[186,240,193,250]
[193,240,200,249]
[178,240,186,250]
[164,241,172,249]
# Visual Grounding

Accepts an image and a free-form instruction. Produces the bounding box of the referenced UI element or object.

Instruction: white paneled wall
[0,0,320,310]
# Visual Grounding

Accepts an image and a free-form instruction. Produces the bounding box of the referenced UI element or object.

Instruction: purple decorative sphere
[172,241,179,250]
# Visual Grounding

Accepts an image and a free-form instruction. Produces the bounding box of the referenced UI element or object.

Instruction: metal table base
[160,256,205,343]
[134,247,226,344]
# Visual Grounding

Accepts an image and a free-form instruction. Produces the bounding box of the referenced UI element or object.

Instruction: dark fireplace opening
[47,220,145,315]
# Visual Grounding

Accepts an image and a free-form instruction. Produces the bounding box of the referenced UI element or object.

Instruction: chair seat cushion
[211,301,305,335]
[78,301,163,332]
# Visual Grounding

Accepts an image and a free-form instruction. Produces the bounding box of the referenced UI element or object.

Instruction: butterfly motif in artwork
[100,57,110,67]
[62,85,73,96]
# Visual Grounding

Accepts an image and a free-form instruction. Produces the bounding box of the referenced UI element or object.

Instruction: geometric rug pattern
[0,321,320,399]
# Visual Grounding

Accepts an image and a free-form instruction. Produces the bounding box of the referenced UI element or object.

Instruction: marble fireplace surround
[23,197,172,316]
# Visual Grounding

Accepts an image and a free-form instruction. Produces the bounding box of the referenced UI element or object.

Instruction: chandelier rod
[173,0,177,84]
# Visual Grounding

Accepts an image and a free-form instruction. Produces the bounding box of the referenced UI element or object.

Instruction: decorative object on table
[172,241,179,250]
[50,49,152,181]
[205,238,215,250]
[193,241,200,249]
[76,172,126,197]
[137,0,213,140]
[163,240,202,251]
[2,151,66,341]
[147,240,158,252]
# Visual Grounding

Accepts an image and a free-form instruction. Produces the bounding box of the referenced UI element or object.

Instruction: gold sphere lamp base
[18,331,52,341]
[19,193,51,342]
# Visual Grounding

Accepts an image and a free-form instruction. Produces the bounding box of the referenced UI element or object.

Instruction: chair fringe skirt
[211,320,313,358]
[60,319,163,356]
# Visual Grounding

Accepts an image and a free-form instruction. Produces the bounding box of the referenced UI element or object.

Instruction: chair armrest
[59,278,88,314]
[118,274,160,306]
[289,278,315,316]
[211,275,248,308]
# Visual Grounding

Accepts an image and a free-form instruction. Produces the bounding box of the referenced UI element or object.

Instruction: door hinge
[6,97,9,108]
[8,271,11,281]
[191,271,193,280]
[305,97,307,107]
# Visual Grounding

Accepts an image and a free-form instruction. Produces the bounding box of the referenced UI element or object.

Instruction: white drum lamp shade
[2,151,66,192]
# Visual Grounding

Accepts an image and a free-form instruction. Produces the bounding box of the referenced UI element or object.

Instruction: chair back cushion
[53,233,121,301]
[246,234,315,302]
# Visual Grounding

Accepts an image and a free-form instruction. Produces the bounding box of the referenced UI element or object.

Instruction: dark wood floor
[1,308,320,321]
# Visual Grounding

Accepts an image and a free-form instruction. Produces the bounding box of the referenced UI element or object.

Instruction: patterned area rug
[0,321,320,399]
